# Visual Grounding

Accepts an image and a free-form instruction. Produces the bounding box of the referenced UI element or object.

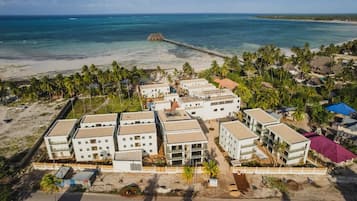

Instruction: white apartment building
[179,94,241,121]
[44,119,78,160]
[161,119,208,166]
[80,113,118,128]
[139,83,170,98]
[180,79,209,90]
[72,126,117,162]
[120,111,155,125]
[117,123,158,155]
[243,108,280,140]
[265,123,310,165]
[219,121,259,161]
[185,83,216,96]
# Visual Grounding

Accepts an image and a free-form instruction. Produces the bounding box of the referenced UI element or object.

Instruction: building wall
[117,133,158,155]
[72,136,116,162]
[45,135,73,160]
[140,86,170,98]
[219,124,257,161]
[185,97,240,120]
[120,118,155,126]
[165,141,208,166]
[113,160,142,172]
[80,121,117,129]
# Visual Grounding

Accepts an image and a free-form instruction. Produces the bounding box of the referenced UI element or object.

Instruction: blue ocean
[1,14,357,78]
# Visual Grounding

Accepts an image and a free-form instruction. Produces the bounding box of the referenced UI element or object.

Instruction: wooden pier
[148,33,232,59]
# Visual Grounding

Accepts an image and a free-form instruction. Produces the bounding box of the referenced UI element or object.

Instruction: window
[90,139,96,144]
[80,149,83,152]
[220,108,224,111]
[88,155,91,158]
[135,143,141,147]
[191,112,196,115]
[131,144,133,147]
[123,138,126,141]
[106,146,110,149]
[98,140,101,143]
[130,137,133,141]
[81,155,84,158]
[142,136,145,139]
[100,154,103,157]
[214,109,218,112]
[78,141,81,145]
[107,153,111,157]
[150,149,152,153]
[149,143,152,146]
[124,145,127,148]
[91,147,98,151]
[105,139,108,143]
[85,141,88,144]
[149,136,152,139]
[99,147,102,150]
[86,148,90,151]
[135,136,140,140]
[143,143,146,146]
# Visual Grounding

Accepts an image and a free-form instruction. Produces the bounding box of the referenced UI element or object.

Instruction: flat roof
[209,95,237,101]
[244,108,279,124]
[222,121,258,140]
[120,111,154,121]
[114,150,142,161]
[167,132,207,144]
[157,109,191,122]
[47,119,77,137]
[187,84,215,89]
[163,120,201,132]
[81,113,118,124]
[180,96,202,103]
[140,83,169,89]
[119,124,156,135]
[74,126,115,139]
[180,79,208,84]
[267,123,309,145]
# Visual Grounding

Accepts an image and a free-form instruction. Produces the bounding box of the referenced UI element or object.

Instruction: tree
[40,174,61,201]
[292,106,305,121]
[182,62,194,78]
[202,160,219,179]
[210,60,220,76]
[182,165,194,184]
[324,76,335,100]
[310,103,333,125]
[273,141,288,167]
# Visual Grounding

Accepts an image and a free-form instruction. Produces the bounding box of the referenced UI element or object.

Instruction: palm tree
[182,165,194,184]
[273,141,288,167]
[202,160,219,179]
[182,62,194,78]
[292,106,305,121]
[40,174,61,201]
[210,60,220,76]
[64,77,75,97]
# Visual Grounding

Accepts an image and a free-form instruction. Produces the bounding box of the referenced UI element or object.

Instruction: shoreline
[259,17,357,25]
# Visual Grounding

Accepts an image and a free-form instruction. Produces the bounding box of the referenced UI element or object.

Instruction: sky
[0,0,357,15]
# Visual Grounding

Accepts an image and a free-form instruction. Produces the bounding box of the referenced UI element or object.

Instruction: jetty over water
[147,33,231,59]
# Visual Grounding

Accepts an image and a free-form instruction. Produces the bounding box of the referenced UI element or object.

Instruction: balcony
[191,155,202,159]
[192,147,205,152]
[170,149,183,154]
[241,143,255,149]
[49,141,67,145]
[51,147,70,152]
[240,150,255,155]
[288,147,306,153]
[171,156,183,161]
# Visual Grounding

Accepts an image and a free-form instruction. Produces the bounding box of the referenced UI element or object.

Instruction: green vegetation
[258,15,357,23]
[66,96,106,119]
[264,176,288,193]
[95,95,141,114]
[182,165,194,184]
[202,160,219,179]
[40,174,61,194]
[119,184,141,196]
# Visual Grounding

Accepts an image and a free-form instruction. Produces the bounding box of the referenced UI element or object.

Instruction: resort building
[185,83,217,96]
[265,123,310,165]
[44,119,78,160]
[243,108,280,140]
[72,126,117,162]
[160,119,208,166]
[179,79,209,90]
[117,123,158,155]
[120,111,155,125]
[219,121,259,161]
[139,83,170,99]
[80,113,118,128]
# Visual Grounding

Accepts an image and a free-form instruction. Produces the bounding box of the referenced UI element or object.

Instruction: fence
[16,97,77,168]
[231,166,328,175]
[32,162,204,174]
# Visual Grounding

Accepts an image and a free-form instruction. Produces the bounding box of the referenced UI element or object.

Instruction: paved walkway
[205,120,235,187]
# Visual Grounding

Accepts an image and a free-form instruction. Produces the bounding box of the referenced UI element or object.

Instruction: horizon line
[1,12,357,17]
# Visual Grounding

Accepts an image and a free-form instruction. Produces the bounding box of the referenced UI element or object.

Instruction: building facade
[219,121,259,161]
[44,119,78,160]
[80,113,118,128]
[265,123,310,165]
[139,83,170,98]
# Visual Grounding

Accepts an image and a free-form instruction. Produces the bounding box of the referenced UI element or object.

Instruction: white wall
[80,121,117,128]
[45,136,72,160]
[140,86,170,98]
[117,133,158,155]
[73,136,116,162]
[113,160,142,172]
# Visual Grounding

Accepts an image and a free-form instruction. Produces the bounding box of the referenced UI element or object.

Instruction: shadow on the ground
[13,170,47,201]
[58,189,84,201]
[182,186,194,201]
[206,148,217,161]
[143,174,159,201]
[333,166,357,201]
[281,192,291,201]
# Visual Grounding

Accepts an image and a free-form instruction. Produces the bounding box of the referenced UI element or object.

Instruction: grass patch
[66,96,106,119]
[264,176,288,193]
[95,95,141,114]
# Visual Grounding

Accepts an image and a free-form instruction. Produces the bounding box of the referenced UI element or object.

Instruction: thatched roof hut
[147,33,165,41]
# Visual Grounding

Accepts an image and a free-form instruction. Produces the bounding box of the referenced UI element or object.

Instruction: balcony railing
[49,141,68,145]
[171,156,183,161]
[191,155,202,159]
[170,149,183,154]
[241,150,255,155]
[191,147,204,152]
[51,148,70,152]
[241,143,256,149]
[288,147,306,153]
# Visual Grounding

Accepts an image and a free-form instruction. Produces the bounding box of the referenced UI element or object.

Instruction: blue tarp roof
[325,103,356,116]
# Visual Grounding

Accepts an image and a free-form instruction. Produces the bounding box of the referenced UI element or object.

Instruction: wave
[68,18,78,21]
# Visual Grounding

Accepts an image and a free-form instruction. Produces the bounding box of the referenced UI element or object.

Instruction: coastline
[259,17,357,25]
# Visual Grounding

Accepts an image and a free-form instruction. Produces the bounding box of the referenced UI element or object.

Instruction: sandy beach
[0,43,224,80]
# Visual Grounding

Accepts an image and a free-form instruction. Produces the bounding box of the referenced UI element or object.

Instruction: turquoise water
[1,14,357,60]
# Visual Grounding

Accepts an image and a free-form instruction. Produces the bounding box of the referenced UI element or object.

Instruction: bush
[119,184,141,196]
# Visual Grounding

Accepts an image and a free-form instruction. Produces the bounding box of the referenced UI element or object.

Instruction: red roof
[304,132,357,164]
[214,78,238,90]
